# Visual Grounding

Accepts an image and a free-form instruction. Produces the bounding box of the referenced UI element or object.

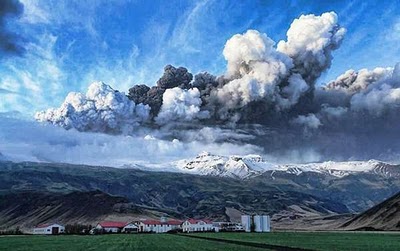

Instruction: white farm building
[95,221,130,233]
[182,219,214,233]
[136,219,182,233]
[33,223,65,235]
[93,219,182,234]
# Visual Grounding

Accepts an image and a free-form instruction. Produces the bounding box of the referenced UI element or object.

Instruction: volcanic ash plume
[277,11,346,83]
[37,12,347,131]
[34,12,400,161]
[35,82,150,133]
[214,29,293,112]
[323,63,400,117]
[155,87,209,125]
[128,65,194,117]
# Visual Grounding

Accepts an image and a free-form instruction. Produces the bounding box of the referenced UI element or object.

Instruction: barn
[33,223,65,235]
[182,219,214,233]
[95,221,127,233]
[136,219,183,233]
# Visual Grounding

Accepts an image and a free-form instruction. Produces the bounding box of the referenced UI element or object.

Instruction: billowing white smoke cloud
[35,82,150,133]
[351,84,400,116]
[223,29,293,79]
[323,63,400,116]
[215,30,293,112]
[277,12,346,82]
[34,12,346,129]
[213,12,345,118]
[326,67,392,93]
[291,114,321,129]
[278,73,309,109]
[155,87,209,124]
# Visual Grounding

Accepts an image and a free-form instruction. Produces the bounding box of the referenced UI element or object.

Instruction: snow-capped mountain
[173,152,400,179]
[175,151,274,179]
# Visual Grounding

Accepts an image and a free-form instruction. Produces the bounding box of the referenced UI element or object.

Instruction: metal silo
[262,215,271,232]
[241,215,251,232]
[253,215,262,232]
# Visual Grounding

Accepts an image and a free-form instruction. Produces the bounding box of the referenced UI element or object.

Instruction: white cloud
[291,114,321,129]
[35,82,150,133]
[170,0,212,53]
[156,87,209,124]
[0,33,65,114]
[19,0,50,24]
[0,116,262,167]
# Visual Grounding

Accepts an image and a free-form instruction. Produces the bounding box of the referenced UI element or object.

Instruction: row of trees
[0,226,23,235]
[64,224,93,234]
[0,225,94,235]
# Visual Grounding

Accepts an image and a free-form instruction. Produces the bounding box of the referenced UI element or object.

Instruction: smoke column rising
[34,12,400,162]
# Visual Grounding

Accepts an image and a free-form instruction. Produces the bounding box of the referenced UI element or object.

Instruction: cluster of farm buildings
[33,215,270,235]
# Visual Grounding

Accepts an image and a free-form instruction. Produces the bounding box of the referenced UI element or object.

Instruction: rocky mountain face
[0,191,141,230]
[341,191,400,231]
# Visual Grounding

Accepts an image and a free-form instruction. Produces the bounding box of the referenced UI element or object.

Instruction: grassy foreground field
[0,232,399,251]
[190,232,400,251]
[0,234,268,251]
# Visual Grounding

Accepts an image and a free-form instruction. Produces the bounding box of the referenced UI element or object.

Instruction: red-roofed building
[95,221,129,233]
[182,219,215,233]
[167,220,183,226]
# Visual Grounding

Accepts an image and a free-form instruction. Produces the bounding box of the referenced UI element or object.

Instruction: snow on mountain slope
[173,152,400,179]
[280,160,381,178]
[175,151,275,179]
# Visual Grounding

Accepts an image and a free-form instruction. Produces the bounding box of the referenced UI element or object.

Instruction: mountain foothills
[341,191,400,231]
[0,158,399,230]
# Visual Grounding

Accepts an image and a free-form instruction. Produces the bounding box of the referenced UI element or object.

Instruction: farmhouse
[122,223,139,233]
[33,223,65,235]
[136,219,183,233]
[182,219,214,233]
[95,221,128,233]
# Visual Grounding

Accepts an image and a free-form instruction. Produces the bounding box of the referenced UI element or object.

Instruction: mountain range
[1,156,399,230]
[168,152,400,179]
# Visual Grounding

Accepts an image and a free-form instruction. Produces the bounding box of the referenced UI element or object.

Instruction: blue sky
[1,0,400,116]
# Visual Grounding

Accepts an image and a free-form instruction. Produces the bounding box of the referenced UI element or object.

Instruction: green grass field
[0,234,268,251]
[190,232,400,251]
[0,232,399,251]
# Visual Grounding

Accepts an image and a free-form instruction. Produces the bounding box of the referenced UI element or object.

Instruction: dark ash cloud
[0,0,25,56]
